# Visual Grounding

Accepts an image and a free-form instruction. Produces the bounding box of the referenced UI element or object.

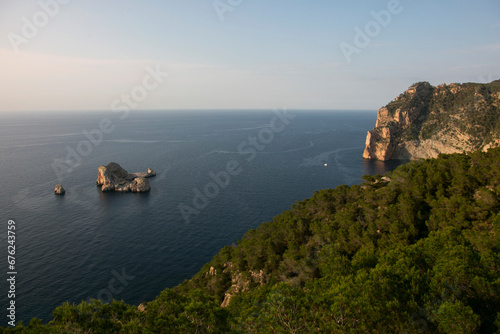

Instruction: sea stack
[96,162,156,192]
[54,184,65,195]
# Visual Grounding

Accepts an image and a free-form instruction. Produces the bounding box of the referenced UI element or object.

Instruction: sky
[0,0,499,112]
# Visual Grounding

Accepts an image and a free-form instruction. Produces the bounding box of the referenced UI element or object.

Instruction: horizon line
[0,108,378,114]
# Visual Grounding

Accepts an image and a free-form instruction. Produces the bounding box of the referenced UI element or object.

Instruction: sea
[0,109,404,325]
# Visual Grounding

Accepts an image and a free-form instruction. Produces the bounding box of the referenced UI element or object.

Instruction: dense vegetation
[3,148,500,333]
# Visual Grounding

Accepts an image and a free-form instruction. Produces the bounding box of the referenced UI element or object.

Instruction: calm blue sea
[0,110,403,325]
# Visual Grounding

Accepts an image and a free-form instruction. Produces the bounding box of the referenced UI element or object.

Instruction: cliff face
[363,79,500,160]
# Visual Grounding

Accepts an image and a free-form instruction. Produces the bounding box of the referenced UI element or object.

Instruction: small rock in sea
[54,184,65,195]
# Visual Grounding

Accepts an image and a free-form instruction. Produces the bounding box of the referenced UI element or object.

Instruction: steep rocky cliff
[363,79,500,160]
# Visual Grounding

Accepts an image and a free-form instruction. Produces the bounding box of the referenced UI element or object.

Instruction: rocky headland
[363,79,500,160]
[96,162,156,192]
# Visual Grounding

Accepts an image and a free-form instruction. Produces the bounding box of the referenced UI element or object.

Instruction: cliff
[363,79,500,160]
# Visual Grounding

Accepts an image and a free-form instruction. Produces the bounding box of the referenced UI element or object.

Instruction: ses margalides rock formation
[96,162,156,192]
[363,79,500,161]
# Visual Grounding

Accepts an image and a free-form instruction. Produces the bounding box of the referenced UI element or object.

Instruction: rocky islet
[96,162,156,192]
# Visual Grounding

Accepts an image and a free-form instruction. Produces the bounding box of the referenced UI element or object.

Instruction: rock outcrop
[214,262,268,308]
[363,79,500,160]
[54,184,65,195]
[96,162,156,192]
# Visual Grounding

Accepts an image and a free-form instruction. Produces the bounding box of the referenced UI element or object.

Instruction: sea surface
[0,110,404,325]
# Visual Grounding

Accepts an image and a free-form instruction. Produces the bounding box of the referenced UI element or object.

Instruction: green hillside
[4,148,500,333]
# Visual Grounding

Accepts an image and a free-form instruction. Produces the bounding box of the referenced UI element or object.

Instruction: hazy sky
[0,0,499,112]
